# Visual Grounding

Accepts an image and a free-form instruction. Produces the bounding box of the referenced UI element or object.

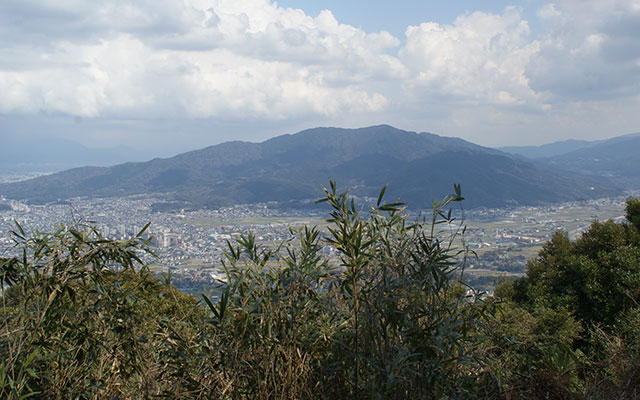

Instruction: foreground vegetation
[1,184,639,399]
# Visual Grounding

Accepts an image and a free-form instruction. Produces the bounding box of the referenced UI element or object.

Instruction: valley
[1,125,638,292]
[1,191,631,293]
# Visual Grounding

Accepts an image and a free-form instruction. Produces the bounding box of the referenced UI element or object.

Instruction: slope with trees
[491,196,640,397]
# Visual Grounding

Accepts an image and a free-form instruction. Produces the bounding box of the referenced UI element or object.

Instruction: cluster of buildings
[0,192,633,292]
[0,194,325,293]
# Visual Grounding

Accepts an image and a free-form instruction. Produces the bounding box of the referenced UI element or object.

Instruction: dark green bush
[0,224,203,399]
[493,196,640,398]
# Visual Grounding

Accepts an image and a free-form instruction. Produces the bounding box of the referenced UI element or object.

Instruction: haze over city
[2,0,640,156]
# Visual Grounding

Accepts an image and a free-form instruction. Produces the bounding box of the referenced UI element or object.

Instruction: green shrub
[194,182,484,399]
[493,195,640,398]
[0,224,203,399]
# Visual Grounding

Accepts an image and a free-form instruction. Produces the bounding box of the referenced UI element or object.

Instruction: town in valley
[1,188,632,294]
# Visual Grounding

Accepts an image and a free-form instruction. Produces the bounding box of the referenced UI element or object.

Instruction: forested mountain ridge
[544,134,640,188]
[0,125,619,208]
[499,132,640,189]
[499,139,599,159]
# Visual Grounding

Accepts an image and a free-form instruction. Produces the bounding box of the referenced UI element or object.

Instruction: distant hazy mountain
[499,139,600,159]
[0,125,619,209]
[0,135,155,173]
[543,133,640,188]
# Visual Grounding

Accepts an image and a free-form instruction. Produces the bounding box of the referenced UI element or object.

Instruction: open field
[150,195,631,292]
[465,200,626,255]
[186,216,327,228]
[460,198,628,289]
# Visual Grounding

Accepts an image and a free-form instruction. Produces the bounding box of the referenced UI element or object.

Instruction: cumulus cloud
[526,0,640,100]
[0,0,397,119]
[399,7,542,107]
[0,0,639,148]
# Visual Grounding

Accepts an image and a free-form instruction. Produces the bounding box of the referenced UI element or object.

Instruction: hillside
[543,134,640,188]
[498,132,640,189]
[0,125,619,209]
[499,139,599,159]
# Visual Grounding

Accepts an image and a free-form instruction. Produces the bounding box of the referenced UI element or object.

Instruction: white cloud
[526,0,640,100]
[0,0,639,149]
[399,7,542,108]
[0,0,397,119]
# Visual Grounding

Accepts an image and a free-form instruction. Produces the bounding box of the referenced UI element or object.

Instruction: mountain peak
[0,125,620,209]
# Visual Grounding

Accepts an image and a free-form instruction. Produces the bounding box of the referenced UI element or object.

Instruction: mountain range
[501,133,640,189]
[1,125,627,210]
[0,135,155,174]
[499,139,600,159]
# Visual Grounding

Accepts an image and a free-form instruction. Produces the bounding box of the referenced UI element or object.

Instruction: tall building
[164,233,178,247]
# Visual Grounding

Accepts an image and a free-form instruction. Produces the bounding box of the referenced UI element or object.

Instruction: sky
[1,0,639,156]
